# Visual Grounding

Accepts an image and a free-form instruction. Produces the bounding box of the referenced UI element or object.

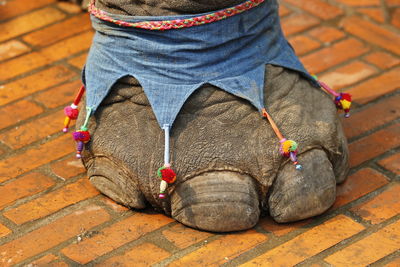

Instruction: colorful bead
[73,130,91,158]
[279,139,298,157]
[334,93,352,118]
[73,130,91,142]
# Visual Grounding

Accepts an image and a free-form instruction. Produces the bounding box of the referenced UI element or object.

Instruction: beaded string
[73,107,92,158]
[88,0,265,31]
[157,124,176,199]
[63,85,85,133]
[261,108,302,170]
[313,76,352,118]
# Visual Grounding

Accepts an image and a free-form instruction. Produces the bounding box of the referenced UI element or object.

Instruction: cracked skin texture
[77,0,349,232]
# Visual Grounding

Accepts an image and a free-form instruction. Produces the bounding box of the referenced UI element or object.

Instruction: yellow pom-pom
[280,140,298,156]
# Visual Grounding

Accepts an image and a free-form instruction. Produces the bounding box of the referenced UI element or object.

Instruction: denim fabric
[83,0,317,128]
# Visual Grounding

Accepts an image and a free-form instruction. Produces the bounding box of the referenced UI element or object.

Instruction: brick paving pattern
[0,0,399,266]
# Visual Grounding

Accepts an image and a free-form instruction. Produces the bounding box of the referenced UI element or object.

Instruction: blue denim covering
[84,0,317,128]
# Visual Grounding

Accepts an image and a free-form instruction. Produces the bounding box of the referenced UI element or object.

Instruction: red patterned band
[89,0,265,30]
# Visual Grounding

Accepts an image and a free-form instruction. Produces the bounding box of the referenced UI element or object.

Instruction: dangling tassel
[158,124,176,199]
[63,85,86,132]
[262,108,302,170]
[73,107,92,159]
[313,76,352,118]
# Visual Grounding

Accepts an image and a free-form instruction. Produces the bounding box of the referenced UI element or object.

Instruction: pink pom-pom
[64,106,79,119]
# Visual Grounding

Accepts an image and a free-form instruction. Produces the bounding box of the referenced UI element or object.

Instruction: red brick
[378,153,400,175]
[333,168,389,209]
[0,52,49,81]
[162,224,213,249]
[325,220,400,266]
[23,13,92,47]
[392,8,400,28]
[387,0,400,6]
[56,1,83,14]
[351,184,400,224]
[34,79,83,109]
[41,31,93,61]
[279,4,291,17]
[342,95,400,139]
[0,40,30,62]
[68,53,88,69]
[242,215,364,266]
[283,0,343,19]
[51,155,85,180]
[0,31,93,81]
[0,172,55,209]
[281,13,320,36]
[349,123,400,167]
[341,16,400,55]
[385,257,400,267]
[357,7,385,23]
[100,196,130,213]
[28,254,68,267]
[308,26,345,44]
[0,224,11,238]
[0,100,43,130]
[4,179,99,224]
[0,7,66,43]
[319,60,377,89]
[301,38,369,74]
[0,110,69,149]
[0,134,75,183]
[346,67,400,104]
[97,243,171,266]
[169,230,267,266]
[0,205,109,266]
[364,51,400,69]
[0,147,6,157]
[0,66,76,106]
[288,35,321,56]
[0,0,55,21]
[334,0,380,6]
[259,218,311,236]
[61,213,174,264]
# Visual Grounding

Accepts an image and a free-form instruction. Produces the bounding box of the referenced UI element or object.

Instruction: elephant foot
[171,171,260,232]
[86,156,146,209]
[269,149,336,223]
[76,65,349,232]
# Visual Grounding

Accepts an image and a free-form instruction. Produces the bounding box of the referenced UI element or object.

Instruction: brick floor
[0,0,399,266]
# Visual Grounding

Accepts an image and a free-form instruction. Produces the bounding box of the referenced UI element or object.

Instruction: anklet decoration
[262,108,302,170]
[313,75,352,118]
[89,0,265,31]
[73,107,92,159]
[62,85,85,132]
[158,124,176,199]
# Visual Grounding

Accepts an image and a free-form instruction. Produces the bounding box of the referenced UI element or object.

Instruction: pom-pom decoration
[334,93,352,118]
[157,165,176,199]
[157,166,176,184]
[280,138,302,170]
[279,139,298,156]
[313,76,352,118]
[261,108,302,170]
[62,85,85,132]
[73,129,91,159]
[72,130,91,142]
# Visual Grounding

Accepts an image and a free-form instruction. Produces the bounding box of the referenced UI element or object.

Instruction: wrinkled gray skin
[76,0,349,232]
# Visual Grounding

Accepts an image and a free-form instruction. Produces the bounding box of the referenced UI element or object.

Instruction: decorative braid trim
[89,0,265,30]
